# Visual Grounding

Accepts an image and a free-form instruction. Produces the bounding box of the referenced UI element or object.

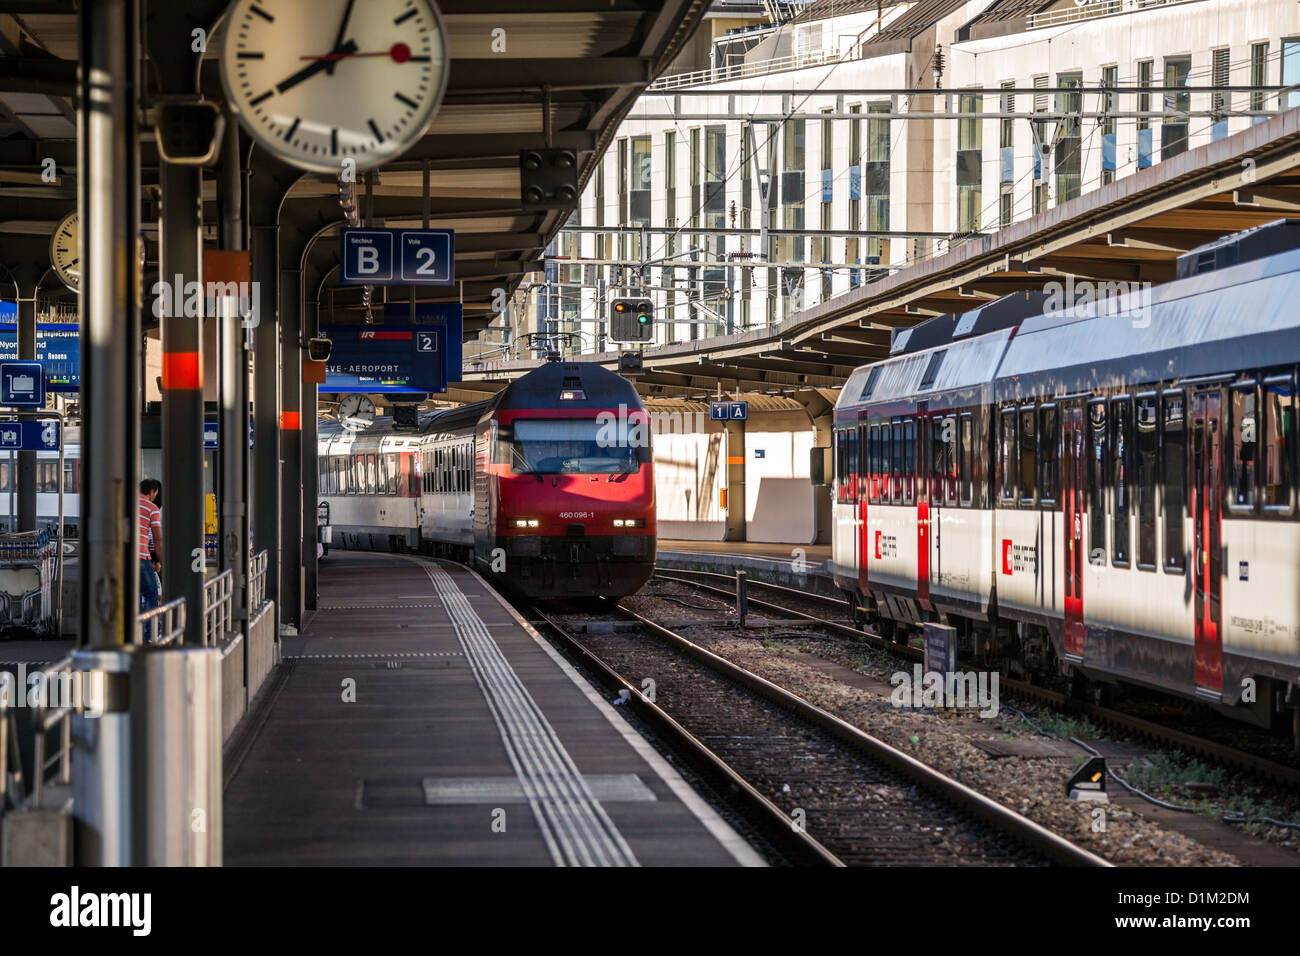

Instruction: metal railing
[137,596,186,646]
[202,568,234,647]
[30,656,73,808]
[250,550,269,608]
[649,47,858,91]
[1028,0,1197,28]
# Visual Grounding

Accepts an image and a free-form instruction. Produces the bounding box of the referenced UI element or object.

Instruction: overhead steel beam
[447,57,650,92]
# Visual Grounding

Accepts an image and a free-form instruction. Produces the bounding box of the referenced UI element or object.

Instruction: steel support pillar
[301,278,319,612]
[73,0,142,865]
[278,265,302,630]
[158,163,206,646]
[218,117,250,634]
[251,212,280,625]
[724,418,746,542]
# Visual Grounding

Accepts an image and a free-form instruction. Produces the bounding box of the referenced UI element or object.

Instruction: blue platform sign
[709,401,748,421]
[0,325,78,392]
[203,421,219,449]
[0,361,45,407]
[0,419,59,450]
[340,228,455,285]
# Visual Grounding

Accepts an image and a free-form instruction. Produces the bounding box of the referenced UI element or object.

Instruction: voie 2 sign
[339,228,455,285]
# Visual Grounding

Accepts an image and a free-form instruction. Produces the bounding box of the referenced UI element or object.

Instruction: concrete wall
[651,407,817,543]
[651,410,725,540]
[744,410,817,543]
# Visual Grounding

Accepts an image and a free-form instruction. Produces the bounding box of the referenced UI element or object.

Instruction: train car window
[1018,406,1037,504]
[847,427,858,504]
[944,417,958,505]
[901,419,914,504]
[1135,395,1157,569]
[929,418,944,503]
[1111,398,1131,565]
[999,408,1016,503]
[37,461,56,493]
[1227,385,1258,512]
[351,454,364,495]
[1038,404,1059,503]
[64,459,78,495]
[857,424,869,500]
[890,420,903,503]
[1162,392,1186,573]
[509,419,638,475]
[1262,377,1296,512]
[388,454,400,495]
[409,455,419,497]
[0,460,8,492]
[1088,401,1107,563]
[834,429,843,499]
[365,454,376,495]
[960,415,973,506]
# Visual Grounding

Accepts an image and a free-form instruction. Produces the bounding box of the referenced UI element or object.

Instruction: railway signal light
[611,297,653,343]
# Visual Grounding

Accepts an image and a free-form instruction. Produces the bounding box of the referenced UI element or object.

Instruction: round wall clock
[218,0,450,174]
[50,211,79,293]
[338,392,376,430]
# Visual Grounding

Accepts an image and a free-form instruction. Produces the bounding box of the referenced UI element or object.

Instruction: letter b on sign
[357,246,380,275]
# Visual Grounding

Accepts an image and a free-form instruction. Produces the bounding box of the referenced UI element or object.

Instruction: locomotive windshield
[501,418,642,474]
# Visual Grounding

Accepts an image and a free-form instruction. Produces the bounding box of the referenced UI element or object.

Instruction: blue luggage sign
[0,361,45,407]
[340,228,455,285]
[0,419,59,450]
[204,421,219,449]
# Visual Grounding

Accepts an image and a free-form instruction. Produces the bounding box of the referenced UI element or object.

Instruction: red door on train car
[916,403,930,610]
[1062,402,1086,659]
[857,422,869,593]
[1191,390,1224,692]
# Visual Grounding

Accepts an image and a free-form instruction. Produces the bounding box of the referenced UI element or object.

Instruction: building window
[1056,73,1082,202]
[1211,48,1231,140]
[1285,39,1300,109]
[1101,66,1117,185]
[1137,60,1153,169]
[866,104,891,264]
[1251,42,1270,122]
[957,93,982,233]
[1161,56,1191,160]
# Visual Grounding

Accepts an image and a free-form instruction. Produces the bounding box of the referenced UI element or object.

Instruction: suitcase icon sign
[9,374,34,394]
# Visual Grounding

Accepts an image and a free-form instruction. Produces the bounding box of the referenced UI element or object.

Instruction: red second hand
[301,42,411,62]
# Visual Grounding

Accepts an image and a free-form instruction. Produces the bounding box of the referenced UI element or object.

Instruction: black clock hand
[276,39,358,94]
[326,0,357,75]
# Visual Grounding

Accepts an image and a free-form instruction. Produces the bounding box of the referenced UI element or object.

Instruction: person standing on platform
[138,478,163,642]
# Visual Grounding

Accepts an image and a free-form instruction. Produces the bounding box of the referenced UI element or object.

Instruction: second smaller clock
[50,211,80,293]
[338,392,376,431]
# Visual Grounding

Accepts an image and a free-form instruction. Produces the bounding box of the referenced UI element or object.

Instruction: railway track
[525,598,1108,868]
[652,567,1300,789]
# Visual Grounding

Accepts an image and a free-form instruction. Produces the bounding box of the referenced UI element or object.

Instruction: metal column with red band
[280,411,300,430]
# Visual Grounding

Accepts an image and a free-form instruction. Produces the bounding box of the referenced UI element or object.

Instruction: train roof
[836,234,1300,416]
[994,245,1300,401]
[490,360,644,413]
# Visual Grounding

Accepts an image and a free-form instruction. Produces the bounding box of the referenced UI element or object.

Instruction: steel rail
[652,568,1300,788]
[527,603,843,868]
[615,603,1108,867]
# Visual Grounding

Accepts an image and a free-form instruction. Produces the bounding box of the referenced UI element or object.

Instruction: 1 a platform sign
[709,401,748,421]
[340,228,455,285]
[321,302,463,395]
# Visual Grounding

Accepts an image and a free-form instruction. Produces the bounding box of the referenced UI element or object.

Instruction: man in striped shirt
[139,479,163,641]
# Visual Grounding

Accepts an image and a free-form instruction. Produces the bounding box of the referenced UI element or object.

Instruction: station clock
[218,0,450,174]
[49,211,79,293]
[337,392,376,431]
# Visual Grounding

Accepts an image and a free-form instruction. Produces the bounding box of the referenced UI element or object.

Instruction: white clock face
[50,212,79,293]
[219,0,449,174]
[338,393,376,430]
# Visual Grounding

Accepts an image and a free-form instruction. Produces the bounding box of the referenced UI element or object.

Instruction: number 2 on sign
[415,247,437,274]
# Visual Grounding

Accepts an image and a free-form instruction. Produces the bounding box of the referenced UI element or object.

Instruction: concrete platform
[222,552,762,866]
[656,540,838,597]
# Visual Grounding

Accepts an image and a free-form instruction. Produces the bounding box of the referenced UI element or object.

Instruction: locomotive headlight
[528,519,539,528]
[613,518,644,529]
